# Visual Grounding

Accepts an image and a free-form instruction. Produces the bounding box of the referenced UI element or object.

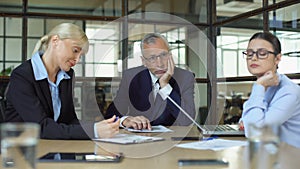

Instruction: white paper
[93,134,164,144]
[125,125,173,133]
[176,138,248,151]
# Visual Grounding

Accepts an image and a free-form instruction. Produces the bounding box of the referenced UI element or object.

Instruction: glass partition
[28,0,209,23]
[129,0,208,23]
[216,0,263,22]
[83,12,209,78]
[0,0,22,13]
[271,0,287,4]
[217,27,257,78]
[28,0,122,17]
[0,38,3,65]
[6,17,22,37]
[217,81,253,124]
[0,18,4,36]
[274,30,300,74]
[269,3,300,73]
[0,17,22,73]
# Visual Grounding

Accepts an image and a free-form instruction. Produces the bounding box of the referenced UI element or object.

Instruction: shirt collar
[31,52,70,81]
[148,70,158,84]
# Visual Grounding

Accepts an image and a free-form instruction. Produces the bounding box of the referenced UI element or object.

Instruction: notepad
[125,125,173,133]
[93,134,164,144]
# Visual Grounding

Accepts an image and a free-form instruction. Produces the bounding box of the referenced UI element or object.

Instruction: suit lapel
[37,79,54,117]
[129,69,153,111]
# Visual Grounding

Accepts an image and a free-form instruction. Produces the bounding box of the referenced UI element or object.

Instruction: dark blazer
[5,59,93,139]
[105,66,196,126]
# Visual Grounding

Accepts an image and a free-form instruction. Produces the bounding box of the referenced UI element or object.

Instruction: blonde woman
[5,23,119,139]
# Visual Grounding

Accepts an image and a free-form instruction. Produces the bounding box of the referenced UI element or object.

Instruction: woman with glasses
[240,32,300,148]
[104,33,196,130]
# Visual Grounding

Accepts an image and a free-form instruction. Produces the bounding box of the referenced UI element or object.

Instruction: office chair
[0,96,6,123]
[224,95,242,124]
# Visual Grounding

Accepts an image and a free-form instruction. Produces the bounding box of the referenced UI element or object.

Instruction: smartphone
[38,152,122,163]
[178,159,229,166]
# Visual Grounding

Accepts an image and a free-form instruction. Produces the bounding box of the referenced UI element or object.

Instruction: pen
[202,136,218,141]
[113,116,119,123]
[171,136,217,141]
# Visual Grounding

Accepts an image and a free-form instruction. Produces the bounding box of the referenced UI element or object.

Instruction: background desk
[36,126,299,169]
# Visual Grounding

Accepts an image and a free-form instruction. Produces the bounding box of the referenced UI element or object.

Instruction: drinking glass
[247,123,280,169]
[1,123,40,169]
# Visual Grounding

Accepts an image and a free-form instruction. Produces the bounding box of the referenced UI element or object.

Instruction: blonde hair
[32,23,89,55]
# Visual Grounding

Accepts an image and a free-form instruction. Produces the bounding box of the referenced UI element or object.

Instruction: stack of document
[93,134,164,144]
[125,125,173,133]
[93,125,172,144]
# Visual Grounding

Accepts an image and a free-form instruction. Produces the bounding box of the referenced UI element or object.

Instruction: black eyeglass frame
[142,51,171,63]
[242,48,277,60]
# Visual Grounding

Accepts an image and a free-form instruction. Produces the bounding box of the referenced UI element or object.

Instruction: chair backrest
[0,96,6,123]
[198,106,208,125]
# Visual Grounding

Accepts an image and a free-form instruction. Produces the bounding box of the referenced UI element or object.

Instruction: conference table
[35,126,300,169]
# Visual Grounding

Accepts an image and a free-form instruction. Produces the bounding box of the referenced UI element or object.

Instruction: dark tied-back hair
[249,32,281,55]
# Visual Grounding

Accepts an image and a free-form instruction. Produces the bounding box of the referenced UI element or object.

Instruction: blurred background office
[0,0,299,125]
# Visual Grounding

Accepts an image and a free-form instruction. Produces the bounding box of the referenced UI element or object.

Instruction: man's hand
[95,115,120,138]
[257,70,279,89]
[159,54,174,88]
[122,116,152,130]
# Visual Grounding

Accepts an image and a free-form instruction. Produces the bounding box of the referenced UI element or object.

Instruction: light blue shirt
[241,73,300,148]
[31,52,70,121]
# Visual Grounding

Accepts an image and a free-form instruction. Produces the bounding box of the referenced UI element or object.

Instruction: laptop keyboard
[215,125,235,131]
[203,125,236,131]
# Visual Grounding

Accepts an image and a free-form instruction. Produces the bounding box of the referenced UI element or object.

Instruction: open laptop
[198,124,245,137]
[162,94,245,137]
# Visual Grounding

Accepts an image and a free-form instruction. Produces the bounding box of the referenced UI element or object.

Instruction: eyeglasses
[242,48,276,60]
[142,51,171,63]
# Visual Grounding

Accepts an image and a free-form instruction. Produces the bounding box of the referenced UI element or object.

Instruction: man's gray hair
[140,33,170,55]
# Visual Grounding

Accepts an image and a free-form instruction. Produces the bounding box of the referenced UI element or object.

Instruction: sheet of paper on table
[176,138,248,151]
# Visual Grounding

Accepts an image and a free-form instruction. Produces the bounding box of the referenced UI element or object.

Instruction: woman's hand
[239,121,244,131]
[257,70,279,89]
[95,115,120,138]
